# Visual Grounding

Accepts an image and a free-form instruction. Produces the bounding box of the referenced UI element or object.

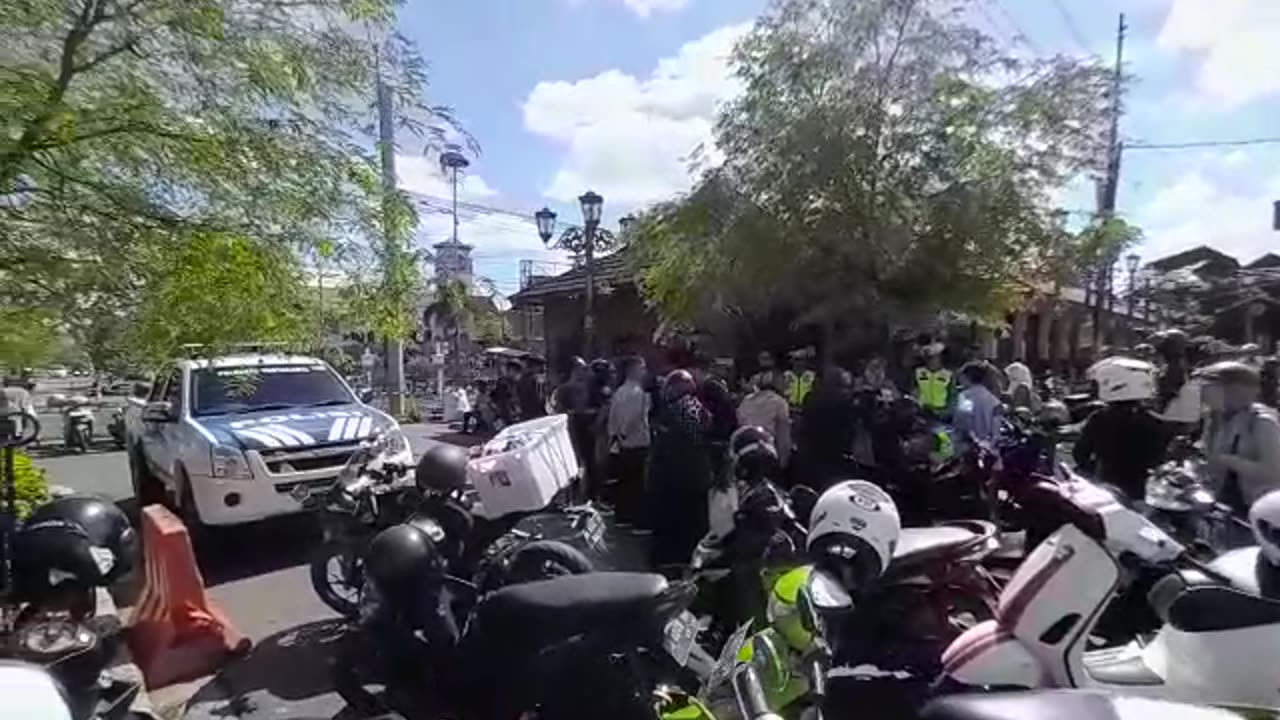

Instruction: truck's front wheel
[177,469,216,552]
[129,447,168,508]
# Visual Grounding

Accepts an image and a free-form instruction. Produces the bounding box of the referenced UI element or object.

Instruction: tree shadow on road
[183,618,355,719]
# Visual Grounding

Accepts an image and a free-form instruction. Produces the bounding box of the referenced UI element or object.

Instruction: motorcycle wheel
[503,540,593,586]
[310,542,364,618]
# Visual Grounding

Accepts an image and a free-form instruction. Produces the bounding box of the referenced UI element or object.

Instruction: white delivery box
[466,413,579,519]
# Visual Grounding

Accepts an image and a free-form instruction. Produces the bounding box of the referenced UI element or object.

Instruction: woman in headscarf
[1004,361,1040,413]
[648,369,713,570]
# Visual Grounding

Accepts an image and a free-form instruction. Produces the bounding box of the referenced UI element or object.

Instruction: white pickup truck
[124,352,412,533]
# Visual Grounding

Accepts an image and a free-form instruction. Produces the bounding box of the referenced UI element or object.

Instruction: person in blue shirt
[953,361,1002,450]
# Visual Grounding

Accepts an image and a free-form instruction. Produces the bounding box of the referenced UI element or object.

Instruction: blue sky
[391,0,1280,295]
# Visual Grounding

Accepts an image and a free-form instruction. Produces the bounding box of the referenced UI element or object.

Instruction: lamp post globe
[579,190,603,226]
[535,207,557,243]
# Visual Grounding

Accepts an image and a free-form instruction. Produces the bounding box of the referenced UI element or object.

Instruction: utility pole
[377,65,406,417]
[1093,12,1126,350]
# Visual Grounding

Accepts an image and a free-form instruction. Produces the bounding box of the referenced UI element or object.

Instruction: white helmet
[807,480,900,592]
[1088,357,1156,403]
[1249,490,1280,565]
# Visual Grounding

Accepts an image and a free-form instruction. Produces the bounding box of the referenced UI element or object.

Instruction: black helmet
[663,369,697,401]
[365,522,445,594]
[16,496,137,588]
[729,426,780,482]
[414,442,469,493]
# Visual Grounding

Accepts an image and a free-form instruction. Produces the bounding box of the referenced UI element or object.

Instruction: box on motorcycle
[467,414,579,519]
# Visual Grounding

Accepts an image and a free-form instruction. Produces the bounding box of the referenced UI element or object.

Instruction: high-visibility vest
[915,367,952,412]
[786,370,815,407]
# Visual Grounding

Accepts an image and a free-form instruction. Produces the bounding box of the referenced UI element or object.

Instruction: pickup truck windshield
[192,364,353,416]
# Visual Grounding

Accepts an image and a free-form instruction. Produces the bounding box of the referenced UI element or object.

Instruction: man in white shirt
[607,356,651,530]
[737,370,792,468]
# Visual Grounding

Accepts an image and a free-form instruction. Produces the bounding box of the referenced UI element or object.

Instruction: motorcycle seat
[888,521,995,576]
[1166,584,1280,633]
[470,572,669,649]
[922,690,1226,720]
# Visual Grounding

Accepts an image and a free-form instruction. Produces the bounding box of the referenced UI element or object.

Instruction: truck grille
[258,443,358,476]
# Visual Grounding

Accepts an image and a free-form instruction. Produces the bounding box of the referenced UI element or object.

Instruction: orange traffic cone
[127,505,251,688]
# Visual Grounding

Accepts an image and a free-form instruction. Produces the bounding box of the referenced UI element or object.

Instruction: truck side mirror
[359,389,374,404]
[142,401,175,423]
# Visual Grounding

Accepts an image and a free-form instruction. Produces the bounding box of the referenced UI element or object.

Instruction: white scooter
[938,468,1280,708]
[60,396,94,453]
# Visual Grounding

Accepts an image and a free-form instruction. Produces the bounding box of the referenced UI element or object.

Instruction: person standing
[785,347,817,409]
[1004,361,1041,413]
[607,356,651,529]
[491,361,522,426]
[553,357,596,501]
[737,370,792,469]
[798,367,857,489]
[700,372,739,488]
[1201,361,1280,514]
[1,375,37,441]
[914,344,952,417]
[517,358,546,420]
[648,369,712,570]
[1072,358,1167,502]
[952,362,1002,451]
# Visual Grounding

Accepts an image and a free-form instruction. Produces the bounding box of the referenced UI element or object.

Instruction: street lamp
[535,191,615,357]
[535,207,557,243]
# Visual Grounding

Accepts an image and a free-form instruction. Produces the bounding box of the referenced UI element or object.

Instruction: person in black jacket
[1073,357,1167,502]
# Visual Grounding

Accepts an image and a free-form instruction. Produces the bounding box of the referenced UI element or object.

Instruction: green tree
[0,0,467,346]
[129,232,314,359]
[633,0,1119,342]
[0,307,59,370]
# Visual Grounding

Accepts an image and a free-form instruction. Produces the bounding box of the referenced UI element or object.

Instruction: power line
[1049,0,1093,57]
[1127,136,1280,151]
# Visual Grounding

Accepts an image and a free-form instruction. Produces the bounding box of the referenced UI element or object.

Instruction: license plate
[663,611,699,667]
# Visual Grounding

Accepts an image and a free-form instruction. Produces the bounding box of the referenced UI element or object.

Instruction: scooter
[60,399,94,453]
[937,475,1280,708]
[106,409,126,450]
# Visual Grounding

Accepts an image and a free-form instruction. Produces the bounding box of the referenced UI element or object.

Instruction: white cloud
[568,0,692,18]
[1134,168,1280,264]
[522,22,751,206]
[623,0,691,17]
[1156,0,1280,107]
[396,154,497,201]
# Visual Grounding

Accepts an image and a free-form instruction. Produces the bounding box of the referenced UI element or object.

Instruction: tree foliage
[1,0,466,358]
[633,0,1120,337]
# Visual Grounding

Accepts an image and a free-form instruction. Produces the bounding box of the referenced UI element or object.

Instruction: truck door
[145,366,183,489]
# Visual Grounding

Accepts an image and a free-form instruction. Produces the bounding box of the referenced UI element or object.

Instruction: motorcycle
[106,409,126,450]
[0,652,140,720]
[60,399,94,453]
[337,569,708,720]
[1145,458,1252,557]
[303,435,604,617]
[937,476,1280,708]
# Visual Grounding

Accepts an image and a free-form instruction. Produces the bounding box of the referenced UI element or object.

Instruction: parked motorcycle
[937,478,1280,708]
[337,539,705,720]
[304,436,602,618]
[60,399,94,454]
[1145,458,1252,557]
[106,410,126,450]
[0,654,140,720]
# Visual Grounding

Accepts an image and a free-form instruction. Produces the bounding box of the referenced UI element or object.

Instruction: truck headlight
[385,428,411,456]
[211,445,251,479]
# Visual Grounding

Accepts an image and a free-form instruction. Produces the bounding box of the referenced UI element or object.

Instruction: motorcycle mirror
[788,486,818,527]
[807,568,854,614]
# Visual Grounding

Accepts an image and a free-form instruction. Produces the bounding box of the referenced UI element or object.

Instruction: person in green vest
[785,346,817,408]
[914,343,952,416]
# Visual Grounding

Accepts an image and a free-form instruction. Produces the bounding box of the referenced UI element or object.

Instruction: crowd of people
[448,328,1280,571]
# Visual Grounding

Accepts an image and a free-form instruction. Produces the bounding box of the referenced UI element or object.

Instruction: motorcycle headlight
[211,444,250,479]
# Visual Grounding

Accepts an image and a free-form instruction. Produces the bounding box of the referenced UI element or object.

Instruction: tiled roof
[509,250,637,303]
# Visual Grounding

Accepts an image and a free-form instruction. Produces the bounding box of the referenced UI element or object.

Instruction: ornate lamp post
[534,192,618,356]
